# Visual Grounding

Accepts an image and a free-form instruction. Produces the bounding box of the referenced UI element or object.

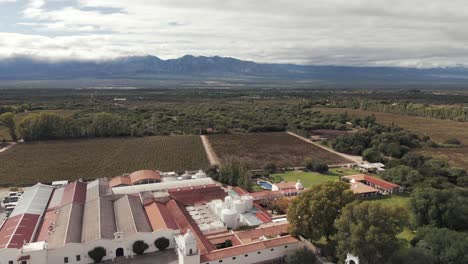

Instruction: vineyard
[317,108,468,169]
[207,132,349,169]
[0,136,209,186]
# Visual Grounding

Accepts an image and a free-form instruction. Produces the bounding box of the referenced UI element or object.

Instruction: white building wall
[17,230,177,264]
[201,241,302,264]
[0,248,21,264]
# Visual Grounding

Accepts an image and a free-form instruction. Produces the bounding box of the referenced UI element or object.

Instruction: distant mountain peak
[0,55,467,83]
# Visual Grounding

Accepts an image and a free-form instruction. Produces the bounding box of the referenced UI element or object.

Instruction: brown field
[317,108,468,169]
[0,136,209,186]
[207,132,349,169]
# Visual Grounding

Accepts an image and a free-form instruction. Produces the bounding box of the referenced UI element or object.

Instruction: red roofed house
[342,174,403,195]
[271,180,304,196]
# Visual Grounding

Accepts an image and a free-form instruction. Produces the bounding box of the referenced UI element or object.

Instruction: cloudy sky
[0,0,467,67]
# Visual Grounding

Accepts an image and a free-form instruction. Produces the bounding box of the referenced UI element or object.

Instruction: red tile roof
[144,201,178,231]
[274,182,297,190]
[165,199,215,254]
[249,191,283,201]
[109,176,132,188]
[201,235,299,261]
[0,214,41,249]
[129,170,161,184]
[168,184,227,206]
[364,175,400,189]
[61,182,87,206]
[34,209,57,242]
[345,174,400,190]
[236,224,289,241]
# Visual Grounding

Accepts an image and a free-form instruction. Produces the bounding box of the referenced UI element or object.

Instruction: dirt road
[200,135,220,166]
[287,131,362,164]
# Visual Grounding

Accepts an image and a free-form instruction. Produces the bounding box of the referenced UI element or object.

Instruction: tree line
[328,99,468,121]
[0,102,352,141]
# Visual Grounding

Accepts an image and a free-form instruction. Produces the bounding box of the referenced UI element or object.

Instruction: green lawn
[271,167,360,188]
[366,194,411,208]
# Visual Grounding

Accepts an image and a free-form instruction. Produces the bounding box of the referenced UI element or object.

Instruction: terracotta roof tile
[201,235,299,261]
[166,199,215,254]
[144,201,178,231]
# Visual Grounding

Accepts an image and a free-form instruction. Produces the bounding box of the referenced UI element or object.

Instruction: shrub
[154,237,170,251]
[88,247,106,263]
[263,163,278,174]
[132,240,149,255]
[443,138,461,145]
[304,159,329,173]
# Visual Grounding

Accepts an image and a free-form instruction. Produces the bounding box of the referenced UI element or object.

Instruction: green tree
[410,188,468,230]
[263,162,278,174]
[288,181,355,241]
[0,112,17,141]
[88,247,106,263]
[154,237,170,251]
[304,159,329,173]
[389,248,435,264]
[132,240,149,255]
[412,227,468,264]
[382,165,423,190]
[285,247,319,264]
[362,148,383,163]
[334,202,408,264]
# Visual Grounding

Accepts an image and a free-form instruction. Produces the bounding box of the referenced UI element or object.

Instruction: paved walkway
[200,135,220,166]
[287,131,362,164]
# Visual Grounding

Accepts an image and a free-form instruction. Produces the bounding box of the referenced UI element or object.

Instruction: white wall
[201,241,302,264]
[0,248,21,264]
[41,229,177,264]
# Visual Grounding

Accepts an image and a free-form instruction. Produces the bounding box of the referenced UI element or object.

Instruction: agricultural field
[0,135,209,186]
[317,108,468,169]
[207,132,350,169]
[270,167,360,188]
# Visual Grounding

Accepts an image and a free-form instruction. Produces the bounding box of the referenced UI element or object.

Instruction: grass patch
[271,168,359,188]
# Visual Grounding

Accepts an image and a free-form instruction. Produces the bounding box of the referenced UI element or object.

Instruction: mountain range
[0,55,467,84]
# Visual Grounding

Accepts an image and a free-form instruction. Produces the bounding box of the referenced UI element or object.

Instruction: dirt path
[0,142,16,153]
[287,131,362,164]
[200,135,221,166]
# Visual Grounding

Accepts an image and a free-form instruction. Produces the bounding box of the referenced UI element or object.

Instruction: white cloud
[1,0,467,67]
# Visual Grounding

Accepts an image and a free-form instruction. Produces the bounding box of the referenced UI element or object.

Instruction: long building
[0,170,302,264]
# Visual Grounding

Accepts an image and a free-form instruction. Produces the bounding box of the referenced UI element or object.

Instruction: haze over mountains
[1,55,467,86]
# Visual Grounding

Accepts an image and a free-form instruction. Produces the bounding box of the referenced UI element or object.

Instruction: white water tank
[224,196,233,209]
[193,170,207,179]
[241,195,254,211]
[181,173,192,180]
[233,199,245,214]
[162,176,177,182]
[215,203,225,217]
[221,209,239,229]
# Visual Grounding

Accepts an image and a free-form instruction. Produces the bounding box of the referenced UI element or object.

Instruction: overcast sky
[0,0,467,67]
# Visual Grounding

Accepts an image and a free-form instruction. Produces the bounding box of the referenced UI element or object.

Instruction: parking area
[0,188,10,221]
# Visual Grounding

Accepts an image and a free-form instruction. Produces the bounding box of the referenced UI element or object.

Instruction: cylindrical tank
[221,209,239,229]
[233,199,245,214]
[224,196,233,209]
[215,203,224,217]
[181,173,192,180]
[194,170,207,179]
[162,176,177,182]
[241,195,254,211]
